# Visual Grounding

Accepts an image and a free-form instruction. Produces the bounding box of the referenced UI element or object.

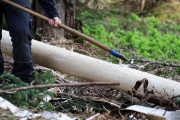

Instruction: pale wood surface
[1,30,180,97]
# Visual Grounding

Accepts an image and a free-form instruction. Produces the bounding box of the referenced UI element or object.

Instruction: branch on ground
[0,82,120,94]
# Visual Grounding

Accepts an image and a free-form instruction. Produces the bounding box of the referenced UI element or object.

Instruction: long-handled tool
[2,0,131,63]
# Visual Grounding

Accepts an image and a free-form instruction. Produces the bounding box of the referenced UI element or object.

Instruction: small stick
[0,82,120,94]
[133,59,180,67]
[118,49,122,64]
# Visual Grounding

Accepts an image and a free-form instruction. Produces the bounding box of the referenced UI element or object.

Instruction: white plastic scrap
[0,96,38,118]
[125,105,180,120]
[0,96,75,120]
[41,111,75,120]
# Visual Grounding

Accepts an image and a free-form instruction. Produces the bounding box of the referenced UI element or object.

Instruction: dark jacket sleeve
[37,0,59,19]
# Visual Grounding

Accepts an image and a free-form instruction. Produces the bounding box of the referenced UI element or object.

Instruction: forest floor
[0,39,179,120]
[1,1,180,119]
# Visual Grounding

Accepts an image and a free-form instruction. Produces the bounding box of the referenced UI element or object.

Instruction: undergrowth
[0,71,116,117]
[0,71,56,111]
[77,10,180,63]
[54,98,108,114]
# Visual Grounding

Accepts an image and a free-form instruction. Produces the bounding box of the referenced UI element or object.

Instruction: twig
[57,101,67,112]
[118,49,123,64]
[133,59,180,67]
[121,47,180,67]
[86,113,100,120]
[0,82,120,94]
[57,92,123,109]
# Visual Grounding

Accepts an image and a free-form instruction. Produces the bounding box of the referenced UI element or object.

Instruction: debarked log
[1,29,180,97]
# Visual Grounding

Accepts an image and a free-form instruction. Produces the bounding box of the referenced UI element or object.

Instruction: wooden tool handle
[2,0,111,52]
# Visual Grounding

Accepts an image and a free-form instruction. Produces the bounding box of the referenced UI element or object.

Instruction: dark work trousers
[0,0,33,84]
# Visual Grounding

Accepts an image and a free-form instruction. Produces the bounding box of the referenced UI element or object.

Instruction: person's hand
[48,17,61,28]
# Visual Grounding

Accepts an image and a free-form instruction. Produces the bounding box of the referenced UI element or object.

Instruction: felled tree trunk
[1,29,180,97]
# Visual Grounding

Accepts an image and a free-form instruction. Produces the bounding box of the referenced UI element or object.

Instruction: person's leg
[3,0,33,84]
[0,3,4,76]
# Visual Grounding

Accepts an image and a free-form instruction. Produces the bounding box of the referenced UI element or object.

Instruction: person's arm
[37,0,61,27]
[37,0,59,18]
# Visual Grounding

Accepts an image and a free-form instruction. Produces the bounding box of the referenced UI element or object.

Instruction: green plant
[2,17,8,30]
[0,71,56,111]
[78,10,180,63]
